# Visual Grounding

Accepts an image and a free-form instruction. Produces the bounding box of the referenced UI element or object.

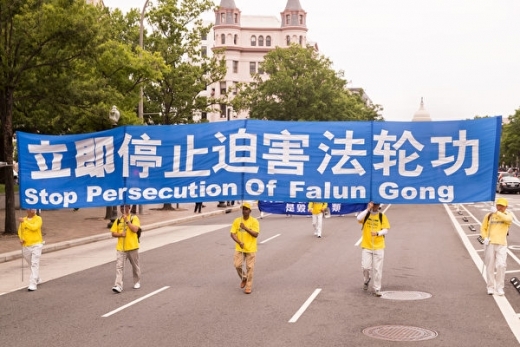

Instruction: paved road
[1,201,520,346]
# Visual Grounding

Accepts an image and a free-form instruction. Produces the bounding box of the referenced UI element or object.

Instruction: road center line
[261,234,280,244]
[102,286,170,318]
[288,288,322,323]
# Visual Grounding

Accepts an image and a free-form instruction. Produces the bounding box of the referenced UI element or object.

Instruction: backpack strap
[362,212,383,229]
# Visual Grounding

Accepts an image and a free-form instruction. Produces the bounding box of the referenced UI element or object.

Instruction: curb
[0,206,238,264]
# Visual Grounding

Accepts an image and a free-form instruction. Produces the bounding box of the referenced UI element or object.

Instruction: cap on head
[496,197,508,207]
[242,202,252,210]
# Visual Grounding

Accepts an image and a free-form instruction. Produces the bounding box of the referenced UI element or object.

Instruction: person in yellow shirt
[308,202,328,238]
[356,202,390,297]
[481,197,513,296]
[230,202,259,294]
[110,204,141,293]
[18,208,44,291]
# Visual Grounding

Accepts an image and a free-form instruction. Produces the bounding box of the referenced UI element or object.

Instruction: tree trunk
[161,203,175,210]
[2,87,17,234]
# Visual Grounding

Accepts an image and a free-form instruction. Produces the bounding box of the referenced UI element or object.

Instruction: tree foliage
[232,45,382,122]
[144,0,226,125]
[0,0,163,234]
[499,108,520,168]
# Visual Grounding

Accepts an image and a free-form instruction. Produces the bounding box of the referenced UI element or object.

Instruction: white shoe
[133,282,141,289]
[112,285,122,293]
[496,288,504,296]
[487,288,494,295]
[28,286,37,291]
[374,290,382,297]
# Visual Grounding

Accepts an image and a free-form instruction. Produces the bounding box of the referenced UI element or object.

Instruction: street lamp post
[138,0,151,121]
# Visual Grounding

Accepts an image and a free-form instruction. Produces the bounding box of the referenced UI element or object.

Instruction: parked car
[496,176,520,194]
[13,169,18,184]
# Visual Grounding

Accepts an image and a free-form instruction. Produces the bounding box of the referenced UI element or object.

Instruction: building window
[251,35,256,46]
[201,112,207,121]
[299,15,304,25]
[285,14,290,24]
[233,81,238,95]
[201,32,207,41]
[221,34,225,45]
[234,34,238,45]
[201,46,207,57]
[286,35,290,46]
[220,81,227,95]
[234,13,238,23]
[258,36,264,46]
[232,60,238,73]
[299,36,303,45]
[220,104,226,118]
[249,62,256,75]
[220,13,225,23]
[258,62,264,75]
[266,36,271,46]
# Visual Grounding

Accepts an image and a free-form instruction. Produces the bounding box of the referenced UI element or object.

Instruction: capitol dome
[412,97,432,121]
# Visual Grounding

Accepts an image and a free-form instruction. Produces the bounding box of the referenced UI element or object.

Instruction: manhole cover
[381,291,432,300]
[363,325,438,342]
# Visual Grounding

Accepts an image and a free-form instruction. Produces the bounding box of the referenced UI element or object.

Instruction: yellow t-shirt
[308,202,327,215]
[480,211,513,246]
[18,215,43,247]
[110,215,141,251]
[230,216,260,253]
[359,212,390,250]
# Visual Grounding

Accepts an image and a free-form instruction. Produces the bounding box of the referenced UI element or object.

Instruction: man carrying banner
[357,202,390,297]
[110,204,141,293]
[308,202,328,238]
[481,197,513,296]
[230,202,259,294]
[18,208,44,291]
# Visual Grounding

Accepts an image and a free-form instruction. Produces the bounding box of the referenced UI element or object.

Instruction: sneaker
[28,286,37,292]
[317,235,322,238]
[244,288,252,294]
[496,288,505,296]
[133,283,141,289]
[363,278,371,291]
[112,286,122,293]
[240,278,247,289]
[487,288,494,295]
[374,290,382,297]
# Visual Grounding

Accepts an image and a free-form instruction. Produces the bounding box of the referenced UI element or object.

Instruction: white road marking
[260,234,280,244]
[288,288,322,323]
[102,286,170,318]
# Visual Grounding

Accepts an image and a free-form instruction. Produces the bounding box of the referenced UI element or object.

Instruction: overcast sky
[103,0,520,122]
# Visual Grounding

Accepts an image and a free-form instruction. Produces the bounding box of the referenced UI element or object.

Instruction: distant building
[200,0,309,122]
[412,97,432,121]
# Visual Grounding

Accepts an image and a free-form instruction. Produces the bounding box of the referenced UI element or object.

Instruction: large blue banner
[16,118,501,209]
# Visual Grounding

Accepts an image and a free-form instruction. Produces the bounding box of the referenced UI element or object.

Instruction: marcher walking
[481,197,513,295]
[230,202,259,294]
[110,204,141,293]
[194,202,203,213]
[356,202,390,297]
[18,208,44,291]
[308,202,327,238]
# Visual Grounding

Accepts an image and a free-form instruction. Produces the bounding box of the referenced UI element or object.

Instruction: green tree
[144,0,226,126]
[232,45,382,122]
[500,109,520,168]
[0,1,163,234]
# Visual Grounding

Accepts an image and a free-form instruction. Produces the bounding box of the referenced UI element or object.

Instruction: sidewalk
[0,202,240,263]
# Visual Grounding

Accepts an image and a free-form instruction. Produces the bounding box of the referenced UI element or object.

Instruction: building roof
[285,0,304,10]
[241,15,281,28]
[219,0,237,9]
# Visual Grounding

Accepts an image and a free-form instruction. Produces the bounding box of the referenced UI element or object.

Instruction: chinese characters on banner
[16,117,501,209]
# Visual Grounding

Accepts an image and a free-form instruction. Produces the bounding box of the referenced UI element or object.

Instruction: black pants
[194,202,202,213]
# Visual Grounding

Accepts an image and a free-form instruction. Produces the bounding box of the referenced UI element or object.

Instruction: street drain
[363,325,438,342]
[381,291,432,300]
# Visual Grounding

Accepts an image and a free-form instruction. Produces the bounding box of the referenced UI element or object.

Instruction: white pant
[312,213,323,236]
[362,248,384,291]
[22,243,43,289]
[484,244,507,291]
